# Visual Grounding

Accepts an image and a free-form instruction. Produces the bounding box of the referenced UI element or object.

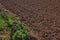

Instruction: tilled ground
[0,0,60,40]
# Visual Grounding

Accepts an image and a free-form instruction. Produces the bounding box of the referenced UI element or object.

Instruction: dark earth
[0,0,60,40]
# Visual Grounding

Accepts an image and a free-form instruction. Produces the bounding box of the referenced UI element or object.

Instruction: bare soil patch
[0,0,60,40]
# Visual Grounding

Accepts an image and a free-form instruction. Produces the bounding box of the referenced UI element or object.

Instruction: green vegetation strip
[0,4,29,40]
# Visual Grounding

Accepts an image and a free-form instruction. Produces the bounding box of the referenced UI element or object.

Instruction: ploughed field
[0,0,60,40]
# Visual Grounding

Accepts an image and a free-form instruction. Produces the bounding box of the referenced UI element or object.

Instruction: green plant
[0,12,8,30]
[0,10,29,40]
[12,23,29,40]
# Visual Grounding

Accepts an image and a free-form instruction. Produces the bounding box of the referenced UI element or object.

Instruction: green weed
[0,9,29,40]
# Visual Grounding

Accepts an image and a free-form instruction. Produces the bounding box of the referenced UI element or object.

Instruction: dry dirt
[0,0,60,40]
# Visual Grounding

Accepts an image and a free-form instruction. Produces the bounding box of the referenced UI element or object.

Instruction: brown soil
[0,0,60,40]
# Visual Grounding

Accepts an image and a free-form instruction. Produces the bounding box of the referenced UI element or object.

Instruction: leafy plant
[0,10,29,40]
[0,12,8,30]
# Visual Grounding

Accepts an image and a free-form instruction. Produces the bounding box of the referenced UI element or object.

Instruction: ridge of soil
[0,0,60,40]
